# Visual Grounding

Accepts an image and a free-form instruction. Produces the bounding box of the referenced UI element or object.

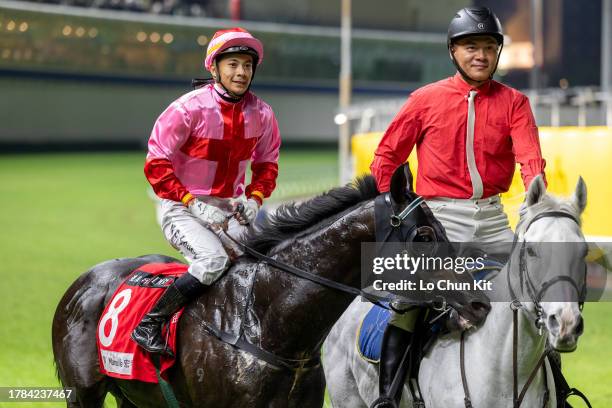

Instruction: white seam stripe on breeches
[466,90,484,199]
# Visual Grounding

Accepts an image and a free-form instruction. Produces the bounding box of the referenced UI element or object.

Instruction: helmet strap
[490,43,503,78]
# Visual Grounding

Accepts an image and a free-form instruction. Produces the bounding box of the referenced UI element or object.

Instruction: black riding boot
[370,325,413,408]
[131,273,204,357]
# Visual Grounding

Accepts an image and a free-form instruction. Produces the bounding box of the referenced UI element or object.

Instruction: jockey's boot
[131,273,204,357]
[370,325,413,408]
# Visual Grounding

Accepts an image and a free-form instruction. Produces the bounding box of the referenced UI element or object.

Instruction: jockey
[132,27,281,356]
[369,7,547,408]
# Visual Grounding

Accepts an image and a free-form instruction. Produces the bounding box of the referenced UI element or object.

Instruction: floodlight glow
[334,113,348,125]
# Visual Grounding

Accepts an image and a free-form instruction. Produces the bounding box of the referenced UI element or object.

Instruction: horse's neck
[257,203,374,357]
[486,301,546,369]
[471,267,547,382]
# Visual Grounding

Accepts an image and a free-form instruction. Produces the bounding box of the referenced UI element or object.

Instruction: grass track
[0,151,610,407]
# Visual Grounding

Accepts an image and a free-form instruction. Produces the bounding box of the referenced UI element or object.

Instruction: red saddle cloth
[96,262,188,383]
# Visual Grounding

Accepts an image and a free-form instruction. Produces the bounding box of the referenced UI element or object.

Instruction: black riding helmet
[447,7,504,82]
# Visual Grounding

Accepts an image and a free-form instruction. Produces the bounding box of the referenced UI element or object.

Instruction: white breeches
[159,199,246,285]
[425,195,515,244]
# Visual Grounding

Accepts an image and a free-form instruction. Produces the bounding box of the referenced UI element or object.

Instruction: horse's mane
[243,175,379,253]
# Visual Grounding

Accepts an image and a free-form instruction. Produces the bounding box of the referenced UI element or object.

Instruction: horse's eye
[406,226,437,257]
[415,234,433,242]
[412,226,436,242]
[526,246,537,257]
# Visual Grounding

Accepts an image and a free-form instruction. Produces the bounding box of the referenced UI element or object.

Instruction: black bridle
[508,210,587,320]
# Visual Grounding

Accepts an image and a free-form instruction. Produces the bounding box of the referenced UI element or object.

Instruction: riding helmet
[204,27,264,71]
[447,7,504,47]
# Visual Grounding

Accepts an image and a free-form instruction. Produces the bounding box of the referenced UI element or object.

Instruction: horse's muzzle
[549,311,583,352]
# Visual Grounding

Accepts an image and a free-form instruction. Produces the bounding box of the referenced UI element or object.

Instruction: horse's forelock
[518,192,582,235]
[243,175,379,253]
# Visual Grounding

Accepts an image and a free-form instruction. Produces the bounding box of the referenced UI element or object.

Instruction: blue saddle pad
[357,304,390,362]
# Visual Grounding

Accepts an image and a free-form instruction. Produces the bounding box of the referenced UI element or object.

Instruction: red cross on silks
[180,101,258,197]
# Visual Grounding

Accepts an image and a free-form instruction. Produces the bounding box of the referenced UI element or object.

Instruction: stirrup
[131,321,175,357]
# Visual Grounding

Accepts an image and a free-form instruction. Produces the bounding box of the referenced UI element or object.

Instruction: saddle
[357,304,448,363]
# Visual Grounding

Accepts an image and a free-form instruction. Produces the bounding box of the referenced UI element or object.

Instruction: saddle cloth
[96,262,188,383]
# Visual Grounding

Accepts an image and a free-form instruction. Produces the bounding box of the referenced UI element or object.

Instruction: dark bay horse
[52,165,490,407]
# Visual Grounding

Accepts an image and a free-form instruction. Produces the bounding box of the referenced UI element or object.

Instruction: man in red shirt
[370,7,547,408]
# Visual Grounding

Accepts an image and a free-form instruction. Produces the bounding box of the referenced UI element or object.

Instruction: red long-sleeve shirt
[371,73,546,197]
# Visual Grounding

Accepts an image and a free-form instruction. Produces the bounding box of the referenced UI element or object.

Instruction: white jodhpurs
[425,195,515,244]
[159,199,246,285]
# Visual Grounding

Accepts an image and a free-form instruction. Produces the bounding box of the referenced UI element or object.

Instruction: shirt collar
[452,72,492,95]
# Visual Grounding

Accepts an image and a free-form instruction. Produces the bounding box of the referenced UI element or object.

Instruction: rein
[510,300,550,408]
[460,210,587,408]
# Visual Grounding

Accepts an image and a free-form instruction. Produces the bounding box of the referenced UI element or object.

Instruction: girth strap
[201,321,321,371]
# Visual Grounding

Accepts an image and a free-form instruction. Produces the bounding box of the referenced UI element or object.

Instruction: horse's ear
[389,163,413,204]
[572,176,587,214]
[404,163,414,192]
[526,174,546,207]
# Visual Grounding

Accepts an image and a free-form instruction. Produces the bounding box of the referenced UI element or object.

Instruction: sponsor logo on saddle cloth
[96,262,188,382]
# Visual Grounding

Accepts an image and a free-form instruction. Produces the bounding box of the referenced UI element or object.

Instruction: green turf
[0,150,338,407]
[0,151,610,407]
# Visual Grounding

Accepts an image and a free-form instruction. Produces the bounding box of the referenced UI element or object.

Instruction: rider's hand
[232,197,260,225]
[189,199,226,226]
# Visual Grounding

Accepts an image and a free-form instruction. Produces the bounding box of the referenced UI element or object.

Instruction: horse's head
[381,164,491,331]
[513,175,588,352]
